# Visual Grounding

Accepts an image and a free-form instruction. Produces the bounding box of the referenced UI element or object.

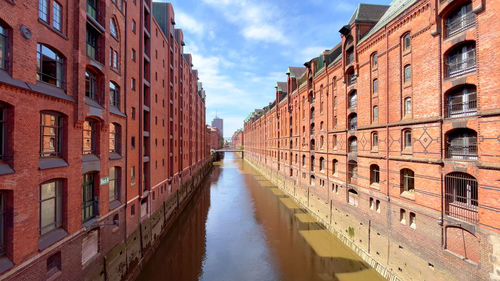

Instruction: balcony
[446,49,476,78]
[447,12,475,38]
[348,74,357,86]
[445,172,478,224]
[447,99,477,118]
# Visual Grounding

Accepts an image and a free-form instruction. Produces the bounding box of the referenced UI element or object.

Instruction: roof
[286,67,306,78]
[276,82,287,93]
[359,0,420,43]
[324,43,342,66]
[348,4,390,25]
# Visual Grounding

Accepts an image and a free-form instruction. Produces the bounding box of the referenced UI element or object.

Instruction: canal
[136,153,385,281]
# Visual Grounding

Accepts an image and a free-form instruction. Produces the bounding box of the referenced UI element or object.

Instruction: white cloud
[298,46,330,63]
[176,11,205,36]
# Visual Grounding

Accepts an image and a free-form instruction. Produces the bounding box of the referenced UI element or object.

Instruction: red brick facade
[231,129,243,149]
[207,126,222,151]
[0,0,210,280]
[243,1,500,280]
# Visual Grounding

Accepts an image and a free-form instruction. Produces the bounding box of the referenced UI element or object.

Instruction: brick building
[0,0,210,280]
[207,126,222,151]
[243,0,500,280]
[231,129,244,149]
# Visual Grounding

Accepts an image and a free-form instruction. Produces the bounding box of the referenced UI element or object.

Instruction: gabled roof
[348,4,390,25]
[359,0,419,43]
[286,67,306,78]
[276,82,287,93]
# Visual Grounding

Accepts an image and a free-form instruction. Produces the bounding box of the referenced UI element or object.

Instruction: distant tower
[211,115,223,138]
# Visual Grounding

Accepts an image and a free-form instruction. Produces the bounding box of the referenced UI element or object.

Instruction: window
[82,173,97,222]
[39,0,49,22]
[85,70,98,101]
[131,136,135,149]
[109,167,120,203]
[376,200,380,213]
[403,129,412,149]
[372,132,378,149]
[110,18,118,39]
[46,251,61,277]
[86,0,98,20]
[446,2,474,37]
[37,44,65,88]
[310,175,315,187]
[0,23,8,71]
[302,155,305,167]
[373,79,378,94]
[86,25,99,60]
[446,43,476,77]
[53,2,62,31]
[348,189,358,207]
[333,135,337,149]
[348,137,357,153]
[446,128,477,160]
[348,160,357,183]
[403,33,411,51]
[131,107,136,120]
[404,97,412,116]
[409,212,416,229]
[319,157,325,172]
[370,164,380,184]
[40,112,63,158]
[447,85,477,117]
[131,49,136,61]
[131,78,136,91]
[400,209,406,224]
[370,198,374,210]
[310,156,315,172]
[39,180,63,235]
[110,49,118,69]
[372,53,378,68]
[348,113,357,130]
[132,20,136,33]
[400,169,415,193]
[404,65,411,83]
[373,106,378,122]
[109,123,120,153]
[81,230,98,264]
[82,120,96,155]
[131,166,135,179]
[109,82,120,108]
[332,159,338,175]
[0,105,6,161]
[348,91,357,108]
[444,172,478,223]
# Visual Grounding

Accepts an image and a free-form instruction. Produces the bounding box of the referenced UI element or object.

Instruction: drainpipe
[123,0,129,267]
[385,25,391,266]
[324,54,332,225]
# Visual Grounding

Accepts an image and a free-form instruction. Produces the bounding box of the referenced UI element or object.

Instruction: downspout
[324,54,331,225]
[123,0,129,262]
[385,25,391,266]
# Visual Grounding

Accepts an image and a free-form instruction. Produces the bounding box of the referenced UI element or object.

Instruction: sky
[155,0,390,138]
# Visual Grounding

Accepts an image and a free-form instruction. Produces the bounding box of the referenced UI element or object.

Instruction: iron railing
[447,99,477,117]
[349,74,357,85]
[446,144,478,160]
[447,12,475,38]
[446,49,476,78]
[445,173,478,223]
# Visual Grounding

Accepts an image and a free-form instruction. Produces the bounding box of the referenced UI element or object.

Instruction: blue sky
[155,0,389,138]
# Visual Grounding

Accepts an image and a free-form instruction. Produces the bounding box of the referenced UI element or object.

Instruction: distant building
[207,126,222,150]
[211,116,223,138]
[232,129,244,149]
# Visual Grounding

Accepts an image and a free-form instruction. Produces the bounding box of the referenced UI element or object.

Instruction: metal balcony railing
[447,13,475,38]
[446,144,478,160]
[445,173,478,224]
[447,99,477,117]
[446,49,476,78]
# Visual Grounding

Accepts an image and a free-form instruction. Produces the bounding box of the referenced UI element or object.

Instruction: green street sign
[100,177,109,186]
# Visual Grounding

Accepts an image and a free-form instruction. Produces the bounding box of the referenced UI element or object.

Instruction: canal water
[136,153,385,281]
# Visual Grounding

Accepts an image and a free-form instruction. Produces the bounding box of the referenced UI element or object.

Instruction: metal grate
[445,173,478,223]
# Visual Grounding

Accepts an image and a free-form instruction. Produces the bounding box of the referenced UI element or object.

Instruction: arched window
[404,97,412,116]
[348,113,357,130]
[83,119,98,155]
[310,107,315,120]
[85,69,99,102]
[446,128,477,160]
[332,159,338,175]
[302,155,306,167]
[402,33,411,51]
[348,91,357,108]
[345,36,354,65]
[373,78,378,94]
[0,22,10,71]
[446,1,474,37]
[372,52,378,68]
[348,136,357,153]
[446,42,476,78]
[109,82,120,108]
[404,64,411,83]
[110,18,118,39]
[348,189,358,206]
[444,172,478,223]
[319,157,325,172]
[400,168,415,193]
[348,160,357,183]
[320,121,324,131]
[37,44,65,88]
[447,85,477,117]
[370,164,380,185]
[39,179,63,235]
[403,129,412,150]
[372,132,378,149]
[310,123,315,135]
[310,139,315,151]
[310,156,315,171]
[373,105,379,122]
[310,175,316,187]
[320,136,324,148]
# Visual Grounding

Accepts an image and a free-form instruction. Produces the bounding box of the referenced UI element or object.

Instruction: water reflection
[136,153,384,281]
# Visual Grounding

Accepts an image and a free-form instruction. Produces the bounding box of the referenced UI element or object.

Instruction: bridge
[213,148,245,159]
